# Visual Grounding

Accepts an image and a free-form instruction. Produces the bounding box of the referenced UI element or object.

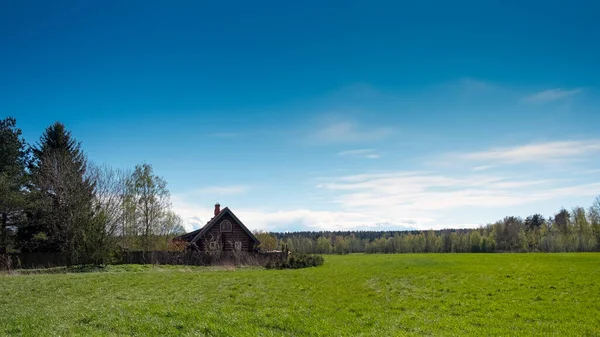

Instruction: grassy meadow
[1,253,599,336]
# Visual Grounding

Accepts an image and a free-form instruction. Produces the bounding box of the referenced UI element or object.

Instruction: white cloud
[171,196,425,232]
[473,165,494,171]
[338,149,373,156]
[337,149,380,159]
[171,138,600,232]
[311,121,394,143]
[318,170,600,222]
[172,169,599,232]
[234,209,425,232]
[524,88,582,103]
[459,140,600,164]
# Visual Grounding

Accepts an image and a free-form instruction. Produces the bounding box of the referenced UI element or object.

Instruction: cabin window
[234,241,242,251]
[220,220,232,232]
[209,241,217,250]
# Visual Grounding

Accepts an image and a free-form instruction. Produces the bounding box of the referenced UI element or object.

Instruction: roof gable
[175,228,202,242]
[187,207,260,244]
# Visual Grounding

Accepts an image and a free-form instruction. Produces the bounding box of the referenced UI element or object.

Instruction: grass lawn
[1,253,599,336]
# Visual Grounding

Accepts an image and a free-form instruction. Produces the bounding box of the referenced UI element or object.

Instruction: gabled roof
[174,207,260,244]
[174,227,203,242]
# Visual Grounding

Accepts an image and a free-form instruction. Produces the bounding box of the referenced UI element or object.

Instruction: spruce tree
[23,122,97,264]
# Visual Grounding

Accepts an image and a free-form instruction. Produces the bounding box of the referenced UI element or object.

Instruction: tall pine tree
[22,122,98,264]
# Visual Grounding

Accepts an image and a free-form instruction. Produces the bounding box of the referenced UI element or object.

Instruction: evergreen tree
[525,214,545,231]
[0,117,28,253]
[21,122,98,264]
[554,209,571,236]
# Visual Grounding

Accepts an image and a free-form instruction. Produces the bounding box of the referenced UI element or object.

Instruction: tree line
[3,116,599,263]
[0,117,184,265]
[259,200,600,254]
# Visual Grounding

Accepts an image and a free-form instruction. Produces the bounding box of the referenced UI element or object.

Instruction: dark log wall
[197,213,255,252]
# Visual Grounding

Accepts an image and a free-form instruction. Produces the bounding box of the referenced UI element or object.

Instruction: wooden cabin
[174,203,260,252]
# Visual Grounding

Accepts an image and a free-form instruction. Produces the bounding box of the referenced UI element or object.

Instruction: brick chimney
[214,202,221,217]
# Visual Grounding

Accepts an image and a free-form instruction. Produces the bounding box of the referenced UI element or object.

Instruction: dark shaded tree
[554,209,571,236]
[0,117,28,253]
[20,122,98,264]
[525,214,545,231]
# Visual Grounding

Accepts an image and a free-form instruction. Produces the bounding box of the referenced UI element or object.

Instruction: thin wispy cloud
[524,88,582,103]
[175,167,600,232]
[172,138,600,232]
[459,140,600,164]
[337,149,381,159]
[311,121,394,143]
[473,165,494,171]
[309,137,600,229]
[318,170,599,218]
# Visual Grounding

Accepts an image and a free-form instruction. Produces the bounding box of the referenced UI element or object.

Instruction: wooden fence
[1,251,287,270]
[119,250,286,266]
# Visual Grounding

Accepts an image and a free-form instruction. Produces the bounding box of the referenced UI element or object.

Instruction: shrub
[266,253,324,269]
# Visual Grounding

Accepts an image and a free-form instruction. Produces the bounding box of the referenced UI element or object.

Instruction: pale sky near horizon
[2,0,599,232]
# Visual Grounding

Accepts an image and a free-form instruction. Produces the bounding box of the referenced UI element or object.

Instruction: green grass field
[1,254,599,336]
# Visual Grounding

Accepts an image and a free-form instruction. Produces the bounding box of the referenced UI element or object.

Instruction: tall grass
[1,254,599,336]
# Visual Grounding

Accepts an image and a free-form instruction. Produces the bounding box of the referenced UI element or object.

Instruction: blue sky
[2,0,599,232]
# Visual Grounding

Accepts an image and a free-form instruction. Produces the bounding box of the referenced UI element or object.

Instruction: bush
[266,253,324,269]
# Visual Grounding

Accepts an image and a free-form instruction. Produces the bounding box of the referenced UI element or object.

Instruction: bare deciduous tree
[88,164,131,237]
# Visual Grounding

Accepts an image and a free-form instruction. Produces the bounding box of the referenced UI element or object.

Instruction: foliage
[1,254,599,335]
[90,163,182,252]
[1,119,185,263]
[20,122,100,265]
[315,236,332,254]
[129,163,173,251]
[0,117,27,173]
[265,253,324,269]
[0,117,28,253]
[253,230,277,250]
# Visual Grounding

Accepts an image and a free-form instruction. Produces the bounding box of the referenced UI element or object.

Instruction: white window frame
[234,241,242,251]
